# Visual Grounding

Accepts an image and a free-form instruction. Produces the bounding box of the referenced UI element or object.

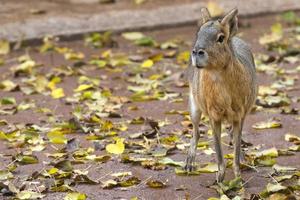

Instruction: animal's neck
[202,57,242,86]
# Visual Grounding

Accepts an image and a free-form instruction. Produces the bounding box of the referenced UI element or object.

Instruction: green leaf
[1,97,16,105]
[134,36,155,46]
[218,177,243,193]
[282,11,297,23]
[16,154,39,165]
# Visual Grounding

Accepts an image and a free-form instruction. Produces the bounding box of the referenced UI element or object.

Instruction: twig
[242,176,254,187]
[135,175,152,188]
[192,193,203,200]
[96,171,113,182]
[243,163,259,173]
[155,127,161,145]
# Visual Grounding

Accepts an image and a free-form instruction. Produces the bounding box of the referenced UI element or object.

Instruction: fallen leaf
[141,59,154,68]
[106,138,125,155]
[146,179,167,188]
[47,130,67,144]
[64,192,87,200]
[16,191,45,199]
[0,40,10,55]
[252,120,282,130]
[51,88,65,99]
[122,32,145,40]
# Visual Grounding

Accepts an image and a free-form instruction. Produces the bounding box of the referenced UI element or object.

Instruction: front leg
[232,120,242,178]
[211,120,225,183]
[184,91,201,172]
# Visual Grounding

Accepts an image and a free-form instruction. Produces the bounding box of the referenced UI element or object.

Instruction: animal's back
[231,37,256,76]
[231,36,257,112]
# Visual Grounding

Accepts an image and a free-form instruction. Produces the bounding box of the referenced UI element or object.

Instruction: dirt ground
[0,12,299,200]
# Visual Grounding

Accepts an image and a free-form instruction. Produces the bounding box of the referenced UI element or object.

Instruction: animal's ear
[198,7,211,26]
[221,8,238,38]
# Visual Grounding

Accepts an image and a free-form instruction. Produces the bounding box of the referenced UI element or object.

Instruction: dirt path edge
[1,0,300,42]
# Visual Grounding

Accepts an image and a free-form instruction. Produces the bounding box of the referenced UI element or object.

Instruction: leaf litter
[0,10,299,200]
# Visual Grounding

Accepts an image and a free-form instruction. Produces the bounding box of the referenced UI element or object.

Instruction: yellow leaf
[48,167,59,175]
[198,163,218,173]
[141,59,154,68]
[255,147,279,158]
[64,192,87,200]
[47,76,61,90]
[64,51,84,61]
[252,120,282,130]
[17,191,45,199]
[207,1,224,17]
[74,84,93,92]
[122,32,145,41]
[176,51,190,65]
[271,23,283,35]
[106,138,125,155]
[47,130,67,144]
[0,131,9,140]
[0,80,17,91]
[0,40,10,55]
[51,88,65,99]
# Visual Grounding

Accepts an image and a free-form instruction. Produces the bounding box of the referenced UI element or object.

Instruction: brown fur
[185,8,257,182]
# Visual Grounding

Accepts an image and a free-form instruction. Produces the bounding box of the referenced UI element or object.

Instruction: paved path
[0,0,300,42]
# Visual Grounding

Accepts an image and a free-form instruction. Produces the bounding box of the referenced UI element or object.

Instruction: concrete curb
[1,0,300,42]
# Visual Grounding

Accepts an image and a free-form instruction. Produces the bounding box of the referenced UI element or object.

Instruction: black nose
[198,49,205,56]
[192,48,206,56]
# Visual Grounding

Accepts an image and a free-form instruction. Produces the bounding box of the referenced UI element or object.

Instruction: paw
[240,151,246,163]
[216,165,225,183]
[234,167,241,178]
[184,155,196,172]
[241,139,253,148]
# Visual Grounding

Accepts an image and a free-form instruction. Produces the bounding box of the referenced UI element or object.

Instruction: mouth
[196,65,205,69]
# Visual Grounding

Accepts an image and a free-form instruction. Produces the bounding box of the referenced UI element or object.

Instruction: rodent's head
[191,8,238,69]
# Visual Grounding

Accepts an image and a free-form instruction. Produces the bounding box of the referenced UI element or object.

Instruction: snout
[191,48,208,69]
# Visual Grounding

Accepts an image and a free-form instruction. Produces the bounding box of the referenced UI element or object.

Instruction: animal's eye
[217,34,225,43]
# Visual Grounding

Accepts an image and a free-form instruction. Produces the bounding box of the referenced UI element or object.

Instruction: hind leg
[232,120,243,178]
[184,92,201,172]
[229,118,247,162]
